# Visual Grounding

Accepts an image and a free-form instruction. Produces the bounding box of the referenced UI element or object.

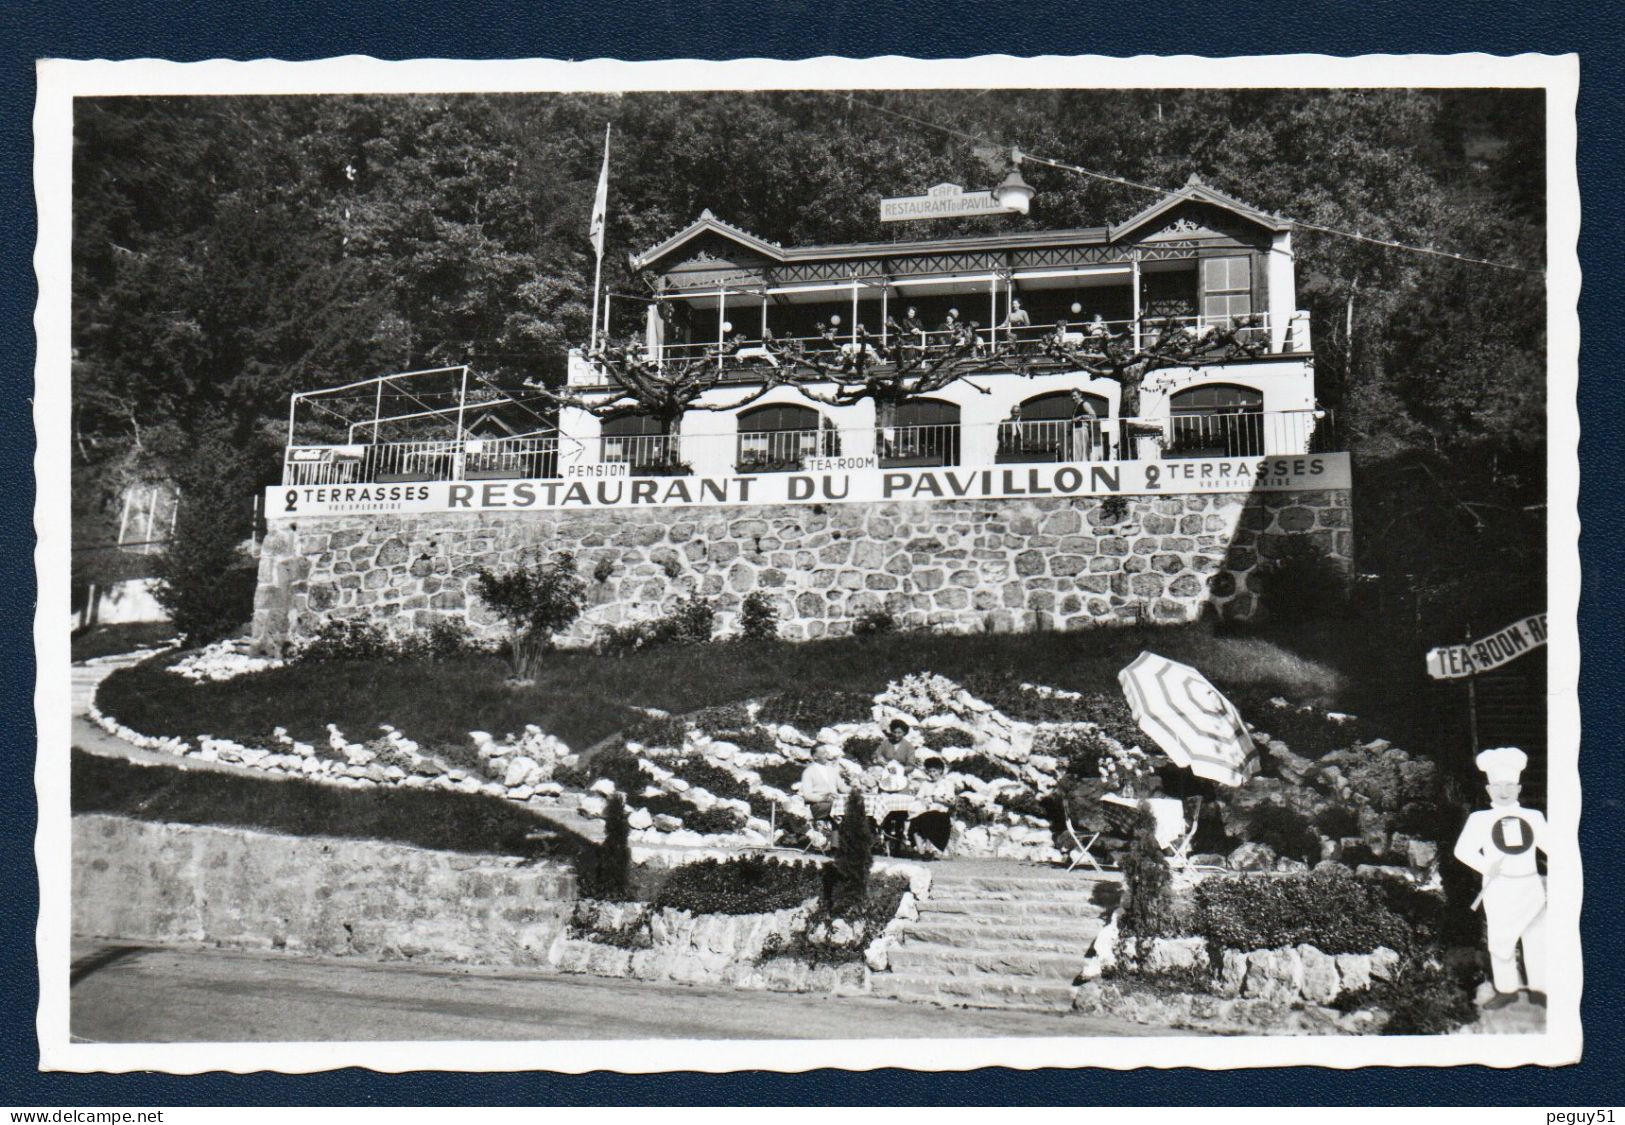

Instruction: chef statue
[1452,747,1547,1009]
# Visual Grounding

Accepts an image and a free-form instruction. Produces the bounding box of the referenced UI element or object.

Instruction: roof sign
[880,182,1017,223]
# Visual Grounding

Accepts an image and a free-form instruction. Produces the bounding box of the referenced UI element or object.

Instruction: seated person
[878,718,922,767]
[797,744,846,823]
[908,756,960,854]
[1086,312,1110,339]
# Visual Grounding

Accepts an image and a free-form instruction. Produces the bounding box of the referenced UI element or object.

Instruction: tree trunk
[512,630,550,680]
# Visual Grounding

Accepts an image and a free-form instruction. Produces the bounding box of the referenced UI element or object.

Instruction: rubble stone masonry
[252,490,1353,652]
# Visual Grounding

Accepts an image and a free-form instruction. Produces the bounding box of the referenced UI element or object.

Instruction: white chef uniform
[1452,747,1547,995]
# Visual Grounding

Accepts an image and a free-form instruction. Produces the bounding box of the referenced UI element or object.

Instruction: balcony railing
[283,410,1324,486]
[577,311,1311,386]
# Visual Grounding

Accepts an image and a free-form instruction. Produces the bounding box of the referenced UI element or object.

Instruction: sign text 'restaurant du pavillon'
[270,453,1350,517]
[880,182,1017,222]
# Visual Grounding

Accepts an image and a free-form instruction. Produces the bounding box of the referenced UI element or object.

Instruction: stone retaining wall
[73,814,576,967]
[253,490,1352,651]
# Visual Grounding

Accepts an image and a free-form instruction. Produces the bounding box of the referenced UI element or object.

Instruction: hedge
[652,855,823,915]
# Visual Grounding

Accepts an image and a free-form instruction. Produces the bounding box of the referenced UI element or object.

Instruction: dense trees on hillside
[71,89,1547,632]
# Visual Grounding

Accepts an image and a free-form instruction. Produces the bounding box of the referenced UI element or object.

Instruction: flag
[589,124,611,258]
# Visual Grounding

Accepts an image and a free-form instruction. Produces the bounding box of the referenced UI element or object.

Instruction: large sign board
[271,453,1350,518]
[880,182,1016,222]
[1426,613,1549,680]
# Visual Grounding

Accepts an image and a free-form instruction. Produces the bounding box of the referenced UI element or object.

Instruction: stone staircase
[872,861,1119,1013]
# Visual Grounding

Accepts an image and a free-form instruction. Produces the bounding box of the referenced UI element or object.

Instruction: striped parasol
[1118,651,1259,787]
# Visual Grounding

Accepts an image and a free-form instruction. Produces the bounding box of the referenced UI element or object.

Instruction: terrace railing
[282,410,1324,485]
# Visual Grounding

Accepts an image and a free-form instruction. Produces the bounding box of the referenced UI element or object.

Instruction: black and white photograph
[33,54,1581,1073]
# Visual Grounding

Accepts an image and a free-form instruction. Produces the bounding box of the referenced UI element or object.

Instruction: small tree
[153,430,259,644]
[1119,803,1175,937]
[738,591,780,641]
[826,789,874,914]
[590,793,634,901]
[471,550,587,679]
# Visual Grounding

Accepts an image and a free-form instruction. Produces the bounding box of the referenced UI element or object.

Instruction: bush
[1191,869,1421,954]
[756,687,874,731]
[923,726,973,750]
[1244,802,1323,864]
[760,873,911,965]
[756,761,805,792]
[580,794,634,900]
[1229,688,1374,756]
[296,616,485,664]
[1340,960,1479,1035]
[1313,805,1362,840]
[947,753,1018,783]
[598,595,716,653]
[690,701,755,734]
[652,855,822,915]
[471,550,587,678]
[661,755,750,801]
[1253,538,1349,621]
[621,713,689,750]
[842,735,882,767]
[851,607,898,637]
[738,591,780,641]
[1041,727,1119,780]
[152,430,260,645]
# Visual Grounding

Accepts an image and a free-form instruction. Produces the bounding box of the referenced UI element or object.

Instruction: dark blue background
[3,0,1616,1106]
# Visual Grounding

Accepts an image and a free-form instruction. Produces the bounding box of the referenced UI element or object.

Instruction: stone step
[869,971,1078,1013]
[887,945,1085,979]
[918,897,1106,921]
[927,874,1119,894]
[895,918,1101,951]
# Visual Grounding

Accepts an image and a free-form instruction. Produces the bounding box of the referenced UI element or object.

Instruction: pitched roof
[1108,173,1291,240]
[630,209,784,270]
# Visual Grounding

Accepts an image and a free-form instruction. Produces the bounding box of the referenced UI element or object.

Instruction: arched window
[736,403,837,472]
[600,412,680,471]
[997,390,1110,463]
[882,398,961,466]
[1169,383,1265,458]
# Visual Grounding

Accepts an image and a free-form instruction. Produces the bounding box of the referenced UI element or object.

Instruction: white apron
[1481,872,1546,959]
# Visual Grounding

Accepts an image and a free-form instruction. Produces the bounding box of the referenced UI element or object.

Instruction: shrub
[756,761,806,792]
[1244,802,1323,864]
[756,687,874,731]
[1192,869,1420,955]
[296,618,395,662]
[827,790,873,912]
[760,873,910,965]
[1119,804,1176,938]
[948,753,1019,783]
[842,735,882,767]
[662,755,750,801]
[738,591,780,641]
[580,794,634,900]
[1313,805,1362,840]
[1041,727,1118,780]
[1344,960,1479,1035]
[598,595,716,653]
[1394,800,1461,842]
[690,701,755,734]
[652,855,822,915]
[1253,539,1349,622]
[152,430,260,645]
[396,617,484,662]
[923,726,973,750]
[621,713,689,750]
[471,550,587,678]
[851,607,898,636]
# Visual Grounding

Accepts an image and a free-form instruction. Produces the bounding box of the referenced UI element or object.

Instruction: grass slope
[72,749,580,858]
[97,624,1344,759]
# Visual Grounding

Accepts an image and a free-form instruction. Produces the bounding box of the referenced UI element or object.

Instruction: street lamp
[992,147,1036,215]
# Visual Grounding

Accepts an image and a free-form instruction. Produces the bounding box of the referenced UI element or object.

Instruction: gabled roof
[1108,173,1291,240]
[630,209,784,270]
[633,176,1292,274]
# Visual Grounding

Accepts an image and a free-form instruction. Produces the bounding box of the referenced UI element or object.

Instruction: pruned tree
[524,338,785,468]
[763,320,1004,429]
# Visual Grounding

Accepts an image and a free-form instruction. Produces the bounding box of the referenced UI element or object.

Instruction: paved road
[70,942,1175,1042]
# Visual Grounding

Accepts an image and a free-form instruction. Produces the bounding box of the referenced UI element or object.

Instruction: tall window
[1201,255,1253,327]
[997,390,1110,463]
[881,399,961,467]
[736,403,837,472]
[601,413,679,471]
[1169,383,1264,458]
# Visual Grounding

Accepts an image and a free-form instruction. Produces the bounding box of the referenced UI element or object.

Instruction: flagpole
[588,123,611,354]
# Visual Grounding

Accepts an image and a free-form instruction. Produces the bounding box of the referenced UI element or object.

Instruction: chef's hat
[1475,746,1528,784]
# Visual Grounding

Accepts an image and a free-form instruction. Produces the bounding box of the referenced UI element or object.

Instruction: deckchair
[1060,794,1107,874]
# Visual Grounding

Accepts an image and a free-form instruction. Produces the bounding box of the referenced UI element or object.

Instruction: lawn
[72,749,582,858]
[96,623,1348,759]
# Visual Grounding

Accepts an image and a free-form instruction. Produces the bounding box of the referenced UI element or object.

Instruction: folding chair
[1167,795,1217,870]
[1061,794,1107,874]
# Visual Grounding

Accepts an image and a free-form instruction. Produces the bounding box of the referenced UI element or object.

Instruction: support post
[1465,623,1481,754]
[850,281,859,344]
[718,287,727,374]
[589,251,605,354]
[373,379,383,444]
[1131,253,1142,352]
[880,285,888,347]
